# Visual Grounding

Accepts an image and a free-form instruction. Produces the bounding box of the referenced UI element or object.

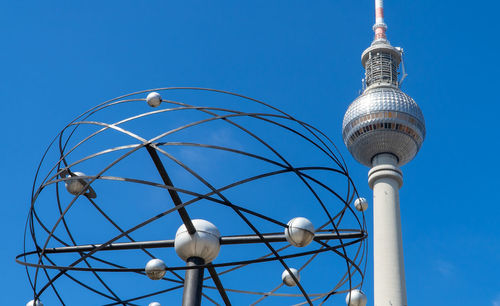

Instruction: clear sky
[1,0,499,305]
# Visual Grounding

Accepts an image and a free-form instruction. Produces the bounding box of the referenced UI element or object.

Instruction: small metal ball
[284,217,315,247]
[354,198,368,212]
[26,300,43,306]
[145,258,166,280]
[345,289,367,306]
[281,268,300,287]
[65,171,89,196]
[148,303,161,306]
[174,219,221,263]
[146,92,162,107]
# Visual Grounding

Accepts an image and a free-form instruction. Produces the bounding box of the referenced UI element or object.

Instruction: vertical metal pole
[182,257,205,306]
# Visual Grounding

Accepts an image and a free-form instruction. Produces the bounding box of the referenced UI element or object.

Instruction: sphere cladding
[26,300,43,306]
[345,289,367,306]
[174,219,221,263]
[148,303,161,306]
[65,171,89,195]
[342,86,425,167]
[145,258,167,280]
[354,198,368,212]
[146,92,162,107]
[281,268,301,287]
[284,217,315,247]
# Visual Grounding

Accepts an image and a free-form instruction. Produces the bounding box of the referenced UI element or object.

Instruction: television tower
[342,0,426,305]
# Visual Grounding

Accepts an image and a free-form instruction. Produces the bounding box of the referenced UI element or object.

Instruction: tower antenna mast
[374,0,387,41]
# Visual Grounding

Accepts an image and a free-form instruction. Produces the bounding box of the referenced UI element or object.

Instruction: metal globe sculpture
[342,42,426,167]
[18,87,367,305]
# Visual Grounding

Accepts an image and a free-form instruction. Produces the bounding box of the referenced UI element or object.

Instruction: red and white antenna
[373,0,387,40]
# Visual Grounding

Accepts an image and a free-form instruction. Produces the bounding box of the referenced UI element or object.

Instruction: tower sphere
[148,303,161,306]
[26,300,43,306]
[342,86,425,167]
[145,258,166,280]
[284,217,315,247]
[281,268,301,287]
[345,289,367,306]
[174,219,221,263]
[354,197,368,212]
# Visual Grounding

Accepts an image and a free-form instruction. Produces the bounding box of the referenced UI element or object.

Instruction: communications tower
[342,0,426,305]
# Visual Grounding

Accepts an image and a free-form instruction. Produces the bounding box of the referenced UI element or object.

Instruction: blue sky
[2,0,499,305]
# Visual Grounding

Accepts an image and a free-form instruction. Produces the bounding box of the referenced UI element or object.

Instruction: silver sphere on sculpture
[64,171,96,198]
[145,258,167,280]
[26,300,43,306]
[65,171,88,195]
[281,268,301,287]
[174,219,221,263]
[345,289,367,306]
[354,197,368,212]
[146,92,162,107]
[284,217,315,247]
[148,302,161,306]
[342,86,425,167]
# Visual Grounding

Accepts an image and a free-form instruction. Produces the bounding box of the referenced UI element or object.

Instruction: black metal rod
[146,145,196,234]
[207,265,231,305]
[182,257,205,306]
[40,232,365,254]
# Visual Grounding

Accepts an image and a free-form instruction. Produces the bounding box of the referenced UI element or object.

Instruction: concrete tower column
[368,153,407,306]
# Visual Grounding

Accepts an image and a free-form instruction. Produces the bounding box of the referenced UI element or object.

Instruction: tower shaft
[368,154,407,306]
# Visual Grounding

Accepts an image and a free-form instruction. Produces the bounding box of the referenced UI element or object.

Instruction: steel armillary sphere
[18,87,368,305]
